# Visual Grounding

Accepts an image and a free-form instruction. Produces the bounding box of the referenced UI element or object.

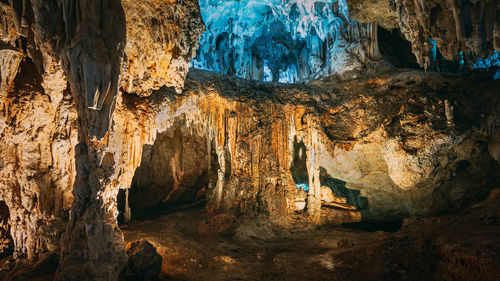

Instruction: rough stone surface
[125,239,162,281]
[347,0,399,30]
[0,1,204,280]
[347,0,500,68]
[0,59,77,260]
[121,188,500,281]
[0,1,499,280]
[122,0,204,95]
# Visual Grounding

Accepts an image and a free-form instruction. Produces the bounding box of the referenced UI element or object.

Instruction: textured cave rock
[168,69,499,220]
[124,239,162,281]
[104,68,500,226]
[347,0,399,30]
[126,124,217,219]
[2,56,499,279]
[30,0,204,136]
[0,0,499,280]
[193,0,382,82]
[0,0,204,280]
[0,58,77,260]
[347,0,500,69]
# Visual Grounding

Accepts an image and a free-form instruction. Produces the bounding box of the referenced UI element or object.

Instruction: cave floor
[122,209,388,281]
[122,189,500,281]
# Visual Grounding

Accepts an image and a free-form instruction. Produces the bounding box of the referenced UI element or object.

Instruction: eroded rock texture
[124,69,498,223]
[124,239,162,281]
[347,0,500,68]
[193,0,385,82]
[0,0,499,280]
[1,0,204,280]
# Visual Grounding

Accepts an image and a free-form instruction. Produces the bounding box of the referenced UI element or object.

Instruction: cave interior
[0,0,500,280]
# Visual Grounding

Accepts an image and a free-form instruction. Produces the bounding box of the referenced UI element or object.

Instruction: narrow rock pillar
[124,188,131,223]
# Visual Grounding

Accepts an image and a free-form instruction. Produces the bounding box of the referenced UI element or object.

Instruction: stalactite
[207,126,212,171]
[446,0,465,42]
[367,23,382,59]
[271,112,289,169]
[288,114,297,169]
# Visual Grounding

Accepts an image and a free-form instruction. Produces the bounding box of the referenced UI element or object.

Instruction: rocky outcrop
[111,68,498,226]
[0,0,499,280]
[347,0,500,68]
[1,0,204,280]
[148,69,497,221]
[124,239,162,281]
[347,0,399,30]
[0,58,78,260]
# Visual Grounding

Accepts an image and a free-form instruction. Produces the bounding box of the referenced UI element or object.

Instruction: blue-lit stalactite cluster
[427,37,499,78]
[192,0,352,83]
[426,37,466,73]
[473,50,500,80]
[192,1,500,82]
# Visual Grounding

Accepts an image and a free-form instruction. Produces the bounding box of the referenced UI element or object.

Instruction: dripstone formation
[0,1,499,281]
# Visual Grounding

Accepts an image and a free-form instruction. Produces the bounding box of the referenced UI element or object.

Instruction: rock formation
[193,0,382,82]
[124,239,162,281]
[1,0,204,280]
[0,0,499,280]
[347,0,500,69]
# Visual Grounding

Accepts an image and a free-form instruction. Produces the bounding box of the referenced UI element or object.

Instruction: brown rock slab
[125,239,162,281]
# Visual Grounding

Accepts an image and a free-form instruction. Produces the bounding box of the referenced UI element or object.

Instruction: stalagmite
[124,188,131,223]
[214,145,226,211]
[306,122,321,223]
[444,99,454,129]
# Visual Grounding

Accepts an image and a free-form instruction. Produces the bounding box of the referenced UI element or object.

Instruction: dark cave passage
[118,125,219,224]
[0,201,13,258]
[289,137,309,212]
[290,137,308,191]
[377,26,419,69]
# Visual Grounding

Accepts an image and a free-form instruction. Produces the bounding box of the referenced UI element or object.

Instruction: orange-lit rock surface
[1,0,205,280]
[1,59,499,279]
[120,188,500,281]
[0,1,499,280]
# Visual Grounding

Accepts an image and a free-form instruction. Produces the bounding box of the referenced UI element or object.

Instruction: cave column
[368,23,382,59]
[213,145,226,211]
[124,188,131,223]
[306,124,321,223]
[207,127,212,170]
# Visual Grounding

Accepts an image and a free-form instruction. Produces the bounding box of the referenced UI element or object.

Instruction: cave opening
[117,125,219,224]
[377,26,419,69]
[290,137,309,211]
[0,201,13,258]
[290,137,309,190]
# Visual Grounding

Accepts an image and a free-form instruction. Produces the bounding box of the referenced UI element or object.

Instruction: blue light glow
[494,70,500,80]
[296,183,309,191]
[473,50,500,69]
[192,0,353,83]
[429,38,437,68]
[473,50,500,80]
